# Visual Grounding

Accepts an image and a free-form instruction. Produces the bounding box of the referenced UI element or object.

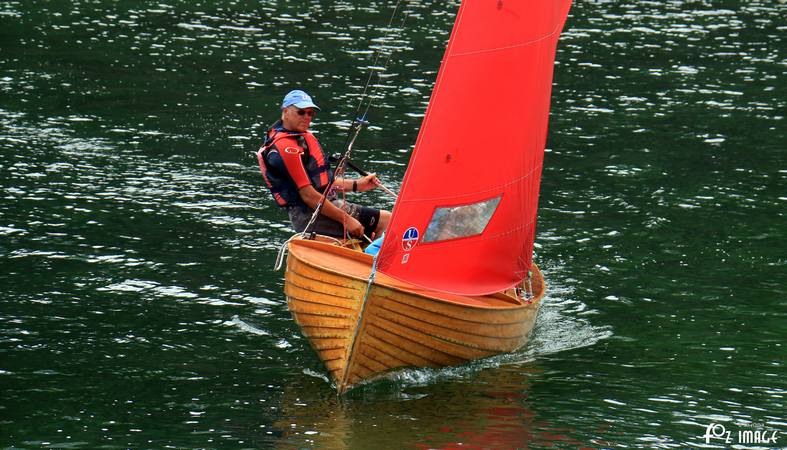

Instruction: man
[257,89,390,239]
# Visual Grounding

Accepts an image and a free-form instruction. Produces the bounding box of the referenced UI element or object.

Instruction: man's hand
[357,173,381,192]
[345,216,364,237]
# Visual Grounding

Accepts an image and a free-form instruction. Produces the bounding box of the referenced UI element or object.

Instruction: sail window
[423,196,502,243]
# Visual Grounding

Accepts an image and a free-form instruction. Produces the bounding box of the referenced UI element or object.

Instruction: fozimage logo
[703,423,779,446]
[703,423,732,444]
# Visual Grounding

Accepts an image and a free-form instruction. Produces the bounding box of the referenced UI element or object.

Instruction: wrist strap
[352,180,357,192]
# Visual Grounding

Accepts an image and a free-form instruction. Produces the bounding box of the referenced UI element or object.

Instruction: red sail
[376,0,572,295]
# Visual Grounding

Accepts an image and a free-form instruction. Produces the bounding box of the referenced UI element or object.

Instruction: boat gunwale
[287,237,545,311]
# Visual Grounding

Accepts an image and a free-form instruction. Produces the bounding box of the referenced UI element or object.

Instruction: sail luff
[382,1,466,225]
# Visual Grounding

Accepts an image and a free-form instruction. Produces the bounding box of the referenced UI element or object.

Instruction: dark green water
[1,1,784,448]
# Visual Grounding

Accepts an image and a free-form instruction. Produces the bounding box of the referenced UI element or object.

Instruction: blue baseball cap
[281,90,320,111]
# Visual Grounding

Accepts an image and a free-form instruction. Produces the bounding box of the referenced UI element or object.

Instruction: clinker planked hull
[284,238,544,394]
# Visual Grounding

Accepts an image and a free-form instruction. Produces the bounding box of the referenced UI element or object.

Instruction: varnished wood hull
[284,238,545,394]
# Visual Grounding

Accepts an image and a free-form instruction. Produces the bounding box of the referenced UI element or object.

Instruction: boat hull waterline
[284,238,545,393]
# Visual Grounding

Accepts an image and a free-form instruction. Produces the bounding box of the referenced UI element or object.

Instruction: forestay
[376,0,573,295]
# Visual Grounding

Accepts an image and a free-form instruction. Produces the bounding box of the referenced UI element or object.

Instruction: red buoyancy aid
[256,123,333,208]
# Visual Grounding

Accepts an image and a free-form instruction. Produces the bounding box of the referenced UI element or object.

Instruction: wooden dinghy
[285,237,545,393]
[269,0,572,393]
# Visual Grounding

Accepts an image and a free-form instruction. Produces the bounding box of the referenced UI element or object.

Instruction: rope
[274,234,300,271]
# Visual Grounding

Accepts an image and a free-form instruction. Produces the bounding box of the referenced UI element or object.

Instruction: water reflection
[273,366,593,449]
[255,272,611,448]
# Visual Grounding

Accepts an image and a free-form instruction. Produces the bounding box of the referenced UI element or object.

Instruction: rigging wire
[350,0,411,135]
[299,0,410,241]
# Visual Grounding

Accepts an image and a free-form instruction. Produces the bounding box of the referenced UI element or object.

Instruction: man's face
[281,106,316,132]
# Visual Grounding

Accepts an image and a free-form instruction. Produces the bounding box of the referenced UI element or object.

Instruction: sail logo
[402,227,419,251]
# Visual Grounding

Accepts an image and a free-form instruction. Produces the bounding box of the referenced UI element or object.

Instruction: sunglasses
[296,109,316,117]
